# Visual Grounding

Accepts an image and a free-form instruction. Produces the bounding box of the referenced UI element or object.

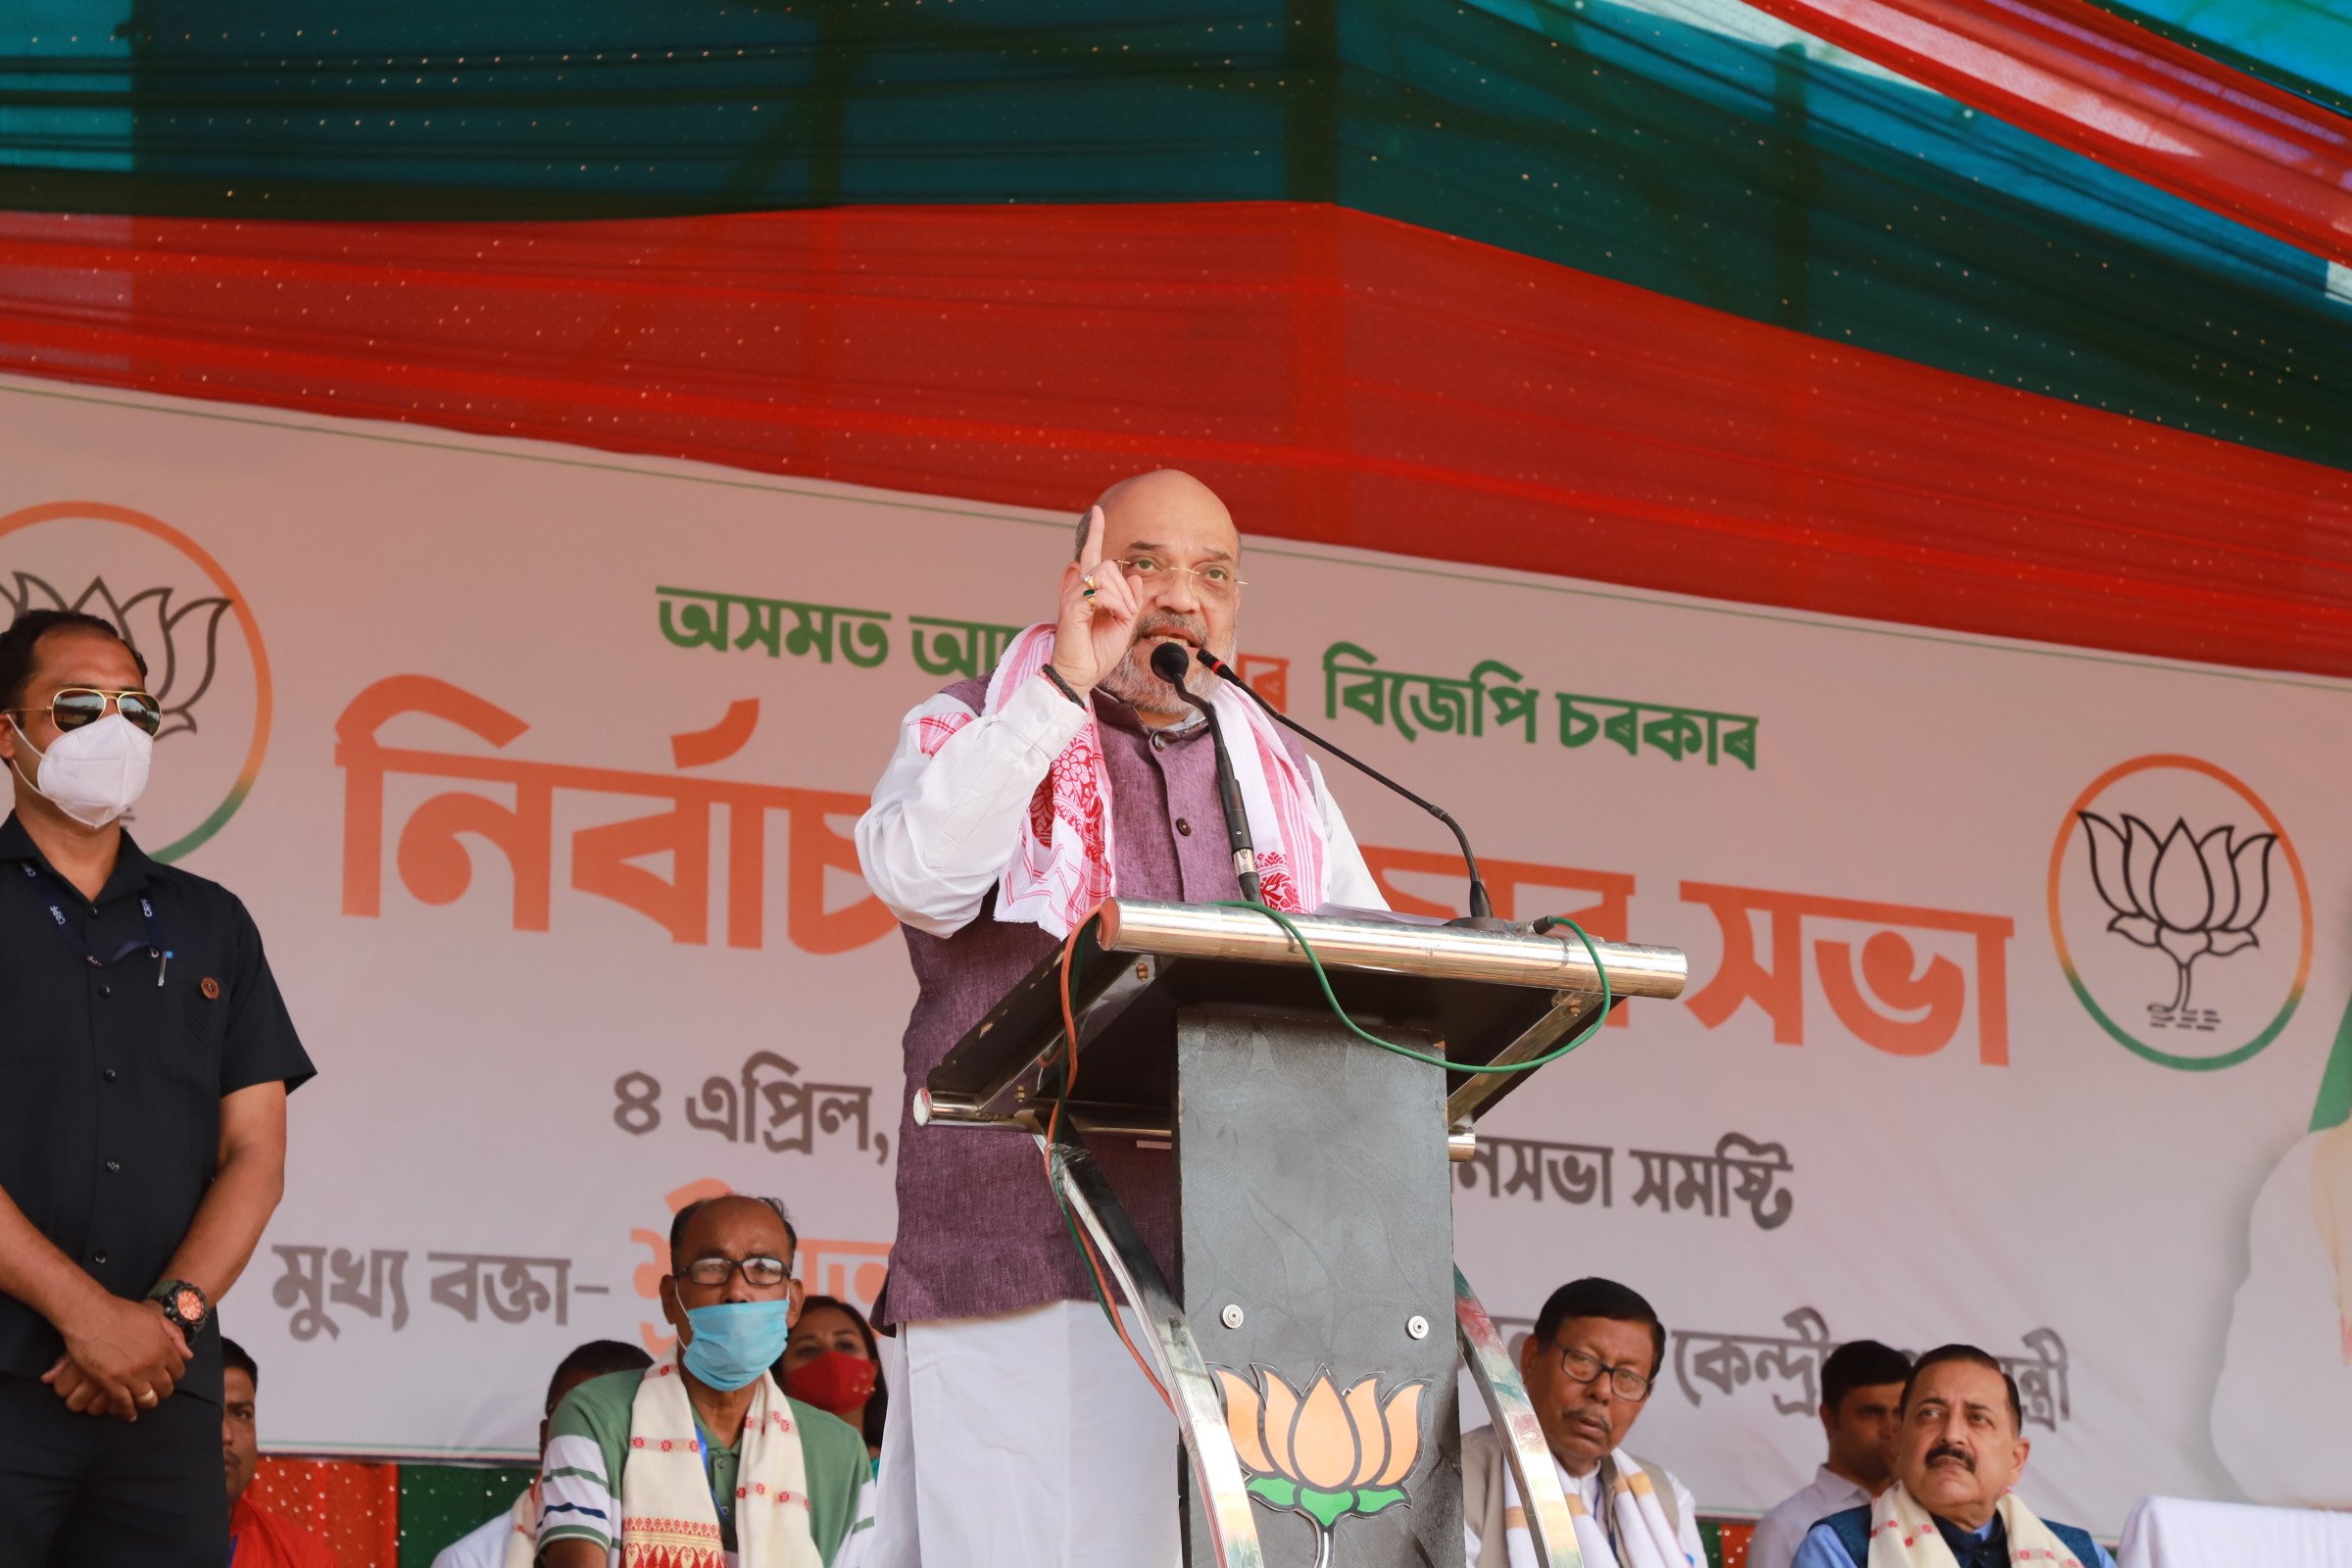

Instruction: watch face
[169,1287,204,1322]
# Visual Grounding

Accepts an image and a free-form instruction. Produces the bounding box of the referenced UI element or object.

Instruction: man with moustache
[1792,1345,2113,1568]
[1462,1277,1701,1567]
[1749,1340,1912,1568]
[856,469,1384,1565]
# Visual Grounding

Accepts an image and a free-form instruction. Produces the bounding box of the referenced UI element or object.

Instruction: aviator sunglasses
[9,687,165,738]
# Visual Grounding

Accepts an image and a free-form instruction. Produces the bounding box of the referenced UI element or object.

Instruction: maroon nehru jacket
[879,678,1315,1328]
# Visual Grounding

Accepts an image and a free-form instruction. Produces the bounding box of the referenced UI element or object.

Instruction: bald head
[1075,469,1237,562]
[1075,469,1245,720]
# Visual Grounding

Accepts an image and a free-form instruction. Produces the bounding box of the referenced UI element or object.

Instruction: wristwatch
[147,1279,211,1337]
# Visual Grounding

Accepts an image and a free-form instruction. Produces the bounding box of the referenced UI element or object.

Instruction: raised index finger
[1077,505,1105,570]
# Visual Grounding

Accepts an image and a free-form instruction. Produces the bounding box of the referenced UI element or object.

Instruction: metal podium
[914,899,1688,1568]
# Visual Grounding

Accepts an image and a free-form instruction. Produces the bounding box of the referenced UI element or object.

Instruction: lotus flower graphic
[2079,811,2276,1012]
[1,572,231,742]
[1214,1365,1424,1567]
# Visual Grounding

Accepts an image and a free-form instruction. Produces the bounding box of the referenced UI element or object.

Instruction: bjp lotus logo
[2050,758,2310,1073]
[1214,1366,1424,1565]
[0,503,271,862]
[3,572,231,741]
[2078,812,2275,1013]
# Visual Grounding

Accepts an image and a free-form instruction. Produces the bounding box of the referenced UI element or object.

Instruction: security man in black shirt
[0,609,315,1565]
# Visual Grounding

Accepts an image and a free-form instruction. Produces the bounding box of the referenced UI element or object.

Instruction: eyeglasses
[1554,1344,1653,1403]
[1112,556,1247,601]
[680,1253,791,1289]
[8,688,164,737]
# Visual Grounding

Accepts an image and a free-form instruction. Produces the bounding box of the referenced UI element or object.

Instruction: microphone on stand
[1150,640,1263,906]
[1191,647,1501,927]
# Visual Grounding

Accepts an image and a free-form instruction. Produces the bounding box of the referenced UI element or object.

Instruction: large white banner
[2,375,2347,1535]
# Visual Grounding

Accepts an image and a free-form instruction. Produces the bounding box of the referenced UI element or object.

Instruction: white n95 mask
[9,711,154,828]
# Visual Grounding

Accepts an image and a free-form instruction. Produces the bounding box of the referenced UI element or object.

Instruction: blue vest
[1820,1503,2100,1567]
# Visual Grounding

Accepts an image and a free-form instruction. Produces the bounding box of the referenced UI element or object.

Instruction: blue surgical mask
[680,1300,795,1392]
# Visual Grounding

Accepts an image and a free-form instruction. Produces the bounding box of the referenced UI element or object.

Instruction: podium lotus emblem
[1214,1365,1424,1566]
[2079,811,2276,1013]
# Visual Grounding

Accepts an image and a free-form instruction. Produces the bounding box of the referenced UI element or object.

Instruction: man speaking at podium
[857,469,1384,1565]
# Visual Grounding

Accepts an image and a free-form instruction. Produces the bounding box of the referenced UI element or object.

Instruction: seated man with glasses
[537,1195,875,1567]
[1463,1277,1701,1568]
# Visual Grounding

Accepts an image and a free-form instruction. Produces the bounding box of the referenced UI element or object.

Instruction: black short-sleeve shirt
[0,812,314,1404]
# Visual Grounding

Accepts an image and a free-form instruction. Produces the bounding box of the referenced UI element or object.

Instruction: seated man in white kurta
[1460,1277,1701,1567]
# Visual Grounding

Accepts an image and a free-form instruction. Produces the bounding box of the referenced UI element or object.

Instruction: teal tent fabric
[2088,0,2352,118]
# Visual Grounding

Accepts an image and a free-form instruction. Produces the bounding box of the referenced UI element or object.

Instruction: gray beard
[1096,635,1234,718]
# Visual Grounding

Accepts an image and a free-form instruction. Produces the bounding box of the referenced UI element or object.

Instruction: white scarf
[1498,1448,1689,1568]
[1862,1482,2088,1567]
[984,622,1330,937]
[617,1359,823,1568]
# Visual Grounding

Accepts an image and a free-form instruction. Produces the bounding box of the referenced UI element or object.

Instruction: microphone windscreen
[1149,640,1193,687]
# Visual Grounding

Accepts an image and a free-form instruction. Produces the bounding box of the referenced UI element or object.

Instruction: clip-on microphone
[1191,647,1506,929]
[1150,640,1263,906]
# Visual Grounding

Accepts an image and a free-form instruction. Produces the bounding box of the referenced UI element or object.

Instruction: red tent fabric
[4,203,2349,675]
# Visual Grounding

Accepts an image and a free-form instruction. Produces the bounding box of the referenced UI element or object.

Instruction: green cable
[1208,901,1613,1074]
[1051,1175,1123,1330]
[1046,1146,1168,1397]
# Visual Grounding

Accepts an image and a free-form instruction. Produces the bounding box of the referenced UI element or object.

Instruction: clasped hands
[43,1293,192,1421]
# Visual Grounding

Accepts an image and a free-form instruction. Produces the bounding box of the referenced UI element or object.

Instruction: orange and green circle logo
[0,502,272,862]
[2048,756,2310,1071]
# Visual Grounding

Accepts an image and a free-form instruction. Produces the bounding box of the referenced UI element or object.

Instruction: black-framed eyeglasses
[8,687,164,737]
[681,1253,791,1289]
[1554,1343,1652,1402]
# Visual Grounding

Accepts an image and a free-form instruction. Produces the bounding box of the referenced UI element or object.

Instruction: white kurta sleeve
[854,672,1091,939]
[1307,758,1389,911]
